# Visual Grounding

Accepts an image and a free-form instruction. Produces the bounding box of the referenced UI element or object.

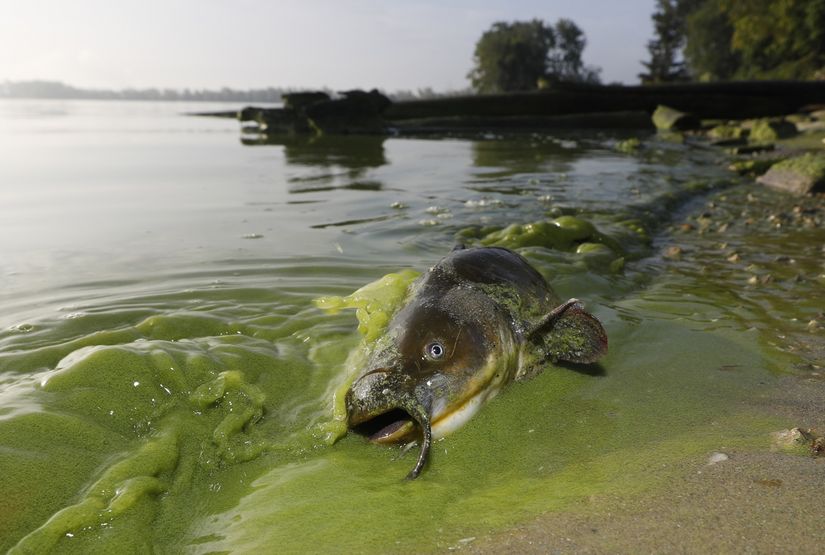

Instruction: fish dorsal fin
[527,299,608,364]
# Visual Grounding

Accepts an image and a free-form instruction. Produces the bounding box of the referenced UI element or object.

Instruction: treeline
[0,80,468,102]
[641,0,825,83]
[0,80,300,102]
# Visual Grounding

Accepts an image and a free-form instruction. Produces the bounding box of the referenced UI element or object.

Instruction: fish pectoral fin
[527,299,608,364]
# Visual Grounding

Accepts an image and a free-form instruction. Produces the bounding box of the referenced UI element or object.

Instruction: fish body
[345,246,607,478]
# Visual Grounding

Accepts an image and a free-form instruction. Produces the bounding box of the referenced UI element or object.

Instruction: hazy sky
[1,0,656,91]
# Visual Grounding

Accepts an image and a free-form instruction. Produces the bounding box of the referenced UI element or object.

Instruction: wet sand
[468,374,825,554]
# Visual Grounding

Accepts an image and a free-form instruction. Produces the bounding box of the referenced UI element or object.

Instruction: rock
[749,119,798,142]
[794,120,825,132]
[785,113,812,124]
[757,152,825,195]
[707,452,729,465]
[652,105,700,131]
[772,427,824,457]
[663,245,683,260]
[809,109,825,121]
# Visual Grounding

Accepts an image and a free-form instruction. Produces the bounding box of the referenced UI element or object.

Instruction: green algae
[708,124,748,140]
[313,269,421,441]
[770,152,825,181]
[749,119,797,142]
[10,426,180,554]
[615,137,641,154]
[314,269,420,342]
[475,217,630,273]
[652,105,699,131]
[479,216,605,251]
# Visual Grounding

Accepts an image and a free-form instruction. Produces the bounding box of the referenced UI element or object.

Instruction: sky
[0,0,657,91]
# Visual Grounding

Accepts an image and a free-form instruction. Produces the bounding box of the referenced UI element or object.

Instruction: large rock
[757,152,825,195]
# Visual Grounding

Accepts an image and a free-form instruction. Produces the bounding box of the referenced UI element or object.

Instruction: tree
[468,18,600,93]
[468,20,555,93]
[721,0,825,79]
[683,1,739,81]
[645,0,825,82]
[547,19,602,84]
[639,0,696,83]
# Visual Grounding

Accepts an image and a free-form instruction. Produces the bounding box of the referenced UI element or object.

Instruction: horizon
[1,1,656,92]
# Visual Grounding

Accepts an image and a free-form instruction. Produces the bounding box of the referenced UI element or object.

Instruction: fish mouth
[350,408,416,443]
[346,370,432,479]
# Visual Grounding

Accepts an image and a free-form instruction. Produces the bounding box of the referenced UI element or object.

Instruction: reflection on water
[243,134,389,194]
[0,99,821,553]
[243,133,387,171]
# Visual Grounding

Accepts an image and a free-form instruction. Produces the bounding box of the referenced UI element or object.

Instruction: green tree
[546,19,602,83]
[468,18,600,93]
[639,0,692,83]
[721,0,825,79]
[657,0,825,81]
[683,1,739,81]
[468,20,555,93]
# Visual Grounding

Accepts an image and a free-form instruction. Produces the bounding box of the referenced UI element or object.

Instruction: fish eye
[425,341,445,360]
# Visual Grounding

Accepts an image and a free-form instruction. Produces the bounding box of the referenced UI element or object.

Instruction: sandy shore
[467,373,825,554]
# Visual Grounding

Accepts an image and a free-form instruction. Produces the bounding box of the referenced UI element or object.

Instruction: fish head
[345,288,514,478]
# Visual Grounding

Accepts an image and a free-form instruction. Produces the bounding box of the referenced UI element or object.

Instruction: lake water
[1,99,822,553]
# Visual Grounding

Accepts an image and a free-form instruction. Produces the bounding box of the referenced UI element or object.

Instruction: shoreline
[468,373,825,554]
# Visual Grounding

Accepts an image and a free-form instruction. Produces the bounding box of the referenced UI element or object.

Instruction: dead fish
[345,246,608,479]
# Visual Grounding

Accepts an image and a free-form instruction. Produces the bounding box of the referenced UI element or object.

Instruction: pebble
[663,246,683,260]
[707,452,729,465]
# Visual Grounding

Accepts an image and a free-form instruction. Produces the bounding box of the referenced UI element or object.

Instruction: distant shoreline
[0,80,289,103]
[0,80,462,103]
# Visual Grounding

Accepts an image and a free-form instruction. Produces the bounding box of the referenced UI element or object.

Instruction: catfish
[345,246,607,479]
